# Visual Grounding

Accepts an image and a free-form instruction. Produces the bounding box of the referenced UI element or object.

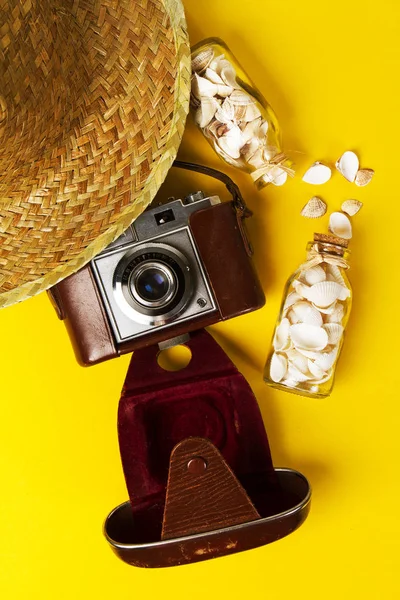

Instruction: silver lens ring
[113,243,192,326]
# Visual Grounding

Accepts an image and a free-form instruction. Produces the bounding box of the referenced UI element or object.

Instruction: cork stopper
[314,233,349,248]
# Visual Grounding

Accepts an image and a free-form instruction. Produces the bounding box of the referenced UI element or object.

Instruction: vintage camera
[48,163,265,365]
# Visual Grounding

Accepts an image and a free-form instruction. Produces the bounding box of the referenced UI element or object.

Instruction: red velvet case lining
[118,330,296,544]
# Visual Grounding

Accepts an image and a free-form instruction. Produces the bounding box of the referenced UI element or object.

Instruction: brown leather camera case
[103,329,311,567]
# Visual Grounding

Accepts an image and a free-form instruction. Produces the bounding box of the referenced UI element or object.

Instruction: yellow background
[1,0,399,598]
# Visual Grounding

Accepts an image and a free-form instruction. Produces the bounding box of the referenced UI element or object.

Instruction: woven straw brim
[0,0,190,308]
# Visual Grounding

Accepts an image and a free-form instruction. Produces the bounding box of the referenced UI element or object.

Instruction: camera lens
[113,244,193,326]
[136,267,170,302]
[131,262,176,307]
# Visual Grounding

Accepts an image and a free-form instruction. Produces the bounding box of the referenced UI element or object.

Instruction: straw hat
[0,0,190,308]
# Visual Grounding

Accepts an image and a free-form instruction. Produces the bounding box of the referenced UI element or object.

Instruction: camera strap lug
[173,161,252,219]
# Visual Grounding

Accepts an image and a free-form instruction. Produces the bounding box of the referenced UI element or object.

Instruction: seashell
[290,323,329,352]
[283,291,301,310]
[270,352,288,383]
[329,211,352,240]
[336,151,359,182]
[291,301,323,327]
[312,301,337,314]
[281,378,298,389]
[229,89,258,105]
[204,67,224,85]
[271,167,288,187]
[300,196,327,219]
[307,359,326,380]
[313,349,337,372]
[355,168,374,187]
[302,162,331,185]
[194,97,219,129]
[191,48,214,73]
[245,147,265,169]
[192,73,218,98]
[341,199,363,216]
[273,317,291,352]
[296,348,321,360]
[241,117,263,144]
[322,323,344,345]
[215,98,235,124]
[324,302,345,323]
[287,309,300,324]
[286,363,311,383]
[311,369,333,385]
[308,281,349,308]
[301,265,326,286]
[216,84,234,97]
[217,123,244,159]
[326,264,347,287]
[292,280,311,300]
[240,102,262,122]
[220,63,238,88]
[286,349,310,374]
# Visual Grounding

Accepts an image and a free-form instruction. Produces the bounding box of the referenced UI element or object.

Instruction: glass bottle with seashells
[264,233,352,398]
[190,38,293,189]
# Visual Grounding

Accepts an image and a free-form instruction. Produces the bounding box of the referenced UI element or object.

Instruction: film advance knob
[184,190,205,204]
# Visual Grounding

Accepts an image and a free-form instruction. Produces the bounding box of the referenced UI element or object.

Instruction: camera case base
[104,330,311,568]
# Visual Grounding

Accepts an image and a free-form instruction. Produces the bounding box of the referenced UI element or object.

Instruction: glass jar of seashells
[190,38,293,189]
[264,233,352,399]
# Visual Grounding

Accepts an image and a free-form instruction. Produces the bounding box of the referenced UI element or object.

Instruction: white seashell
[300,196,327,219]
[311,369,333,385]
[281,379,298,389]
[336,151,359,182]
[241,102,262,122]
[326,264,347,287]
[329,211,352,240]
[302,265,326,285]
[287,309,300,324]
[216,84,234,97]
[292,280,311,300]
[355,168,374,187]
[286,349,310,374]
[215,99,235,124]
[307,359,326,380]
[191,48,214,73]
[217,123,244,159]
[324,302,345,323]
[322,323,344,345]
[192,73,218,98]
[283,291,302,310]
[270,353,288,383]
[341,199,363,216]
[273,318,291,352]
[259,120,269,138]
[286,363,311,383]
[243,145,264,168]
[290,323,329,351]
[194,97,219,129]
[271,168,288,187]
[308,281,349,308]
[241,117,262,143]
[296,348,321,360]
[204,67,224,85]
[314,349,337,371]
[229,89,258,106]
[220,63,238,88]
[312,301,338,315]
[302,162,331,185]
[290,301,323,327]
